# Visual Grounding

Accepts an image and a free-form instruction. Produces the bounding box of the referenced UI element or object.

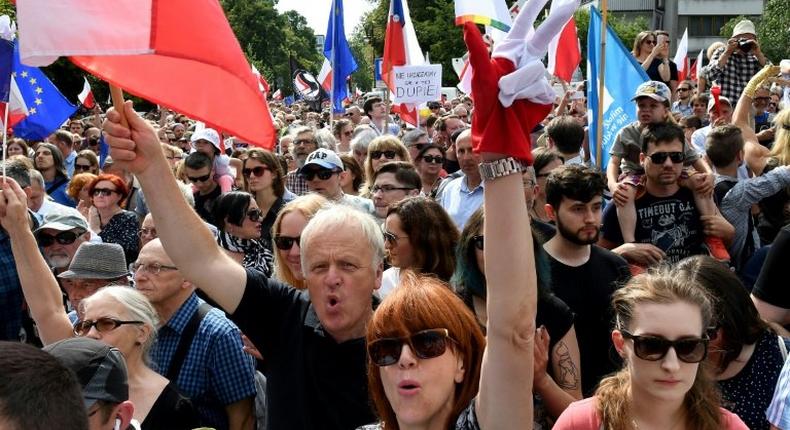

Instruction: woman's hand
[533,326,551,391]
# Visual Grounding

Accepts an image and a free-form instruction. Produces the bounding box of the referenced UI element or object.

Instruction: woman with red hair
[86,173,140,264]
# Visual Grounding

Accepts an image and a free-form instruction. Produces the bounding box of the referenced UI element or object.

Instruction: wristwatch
[478,157,523,181]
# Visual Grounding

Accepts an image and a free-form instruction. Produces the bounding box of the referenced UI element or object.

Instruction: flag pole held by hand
[109,84,129,129]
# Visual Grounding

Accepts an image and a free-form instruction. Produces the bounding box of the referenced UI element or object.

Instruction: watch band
[478,157,523,181]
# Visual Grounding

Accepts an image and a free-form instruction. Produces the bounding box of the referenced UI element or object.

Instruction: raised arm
[0,178,73,344]
[734,65,779,175]
[103,103,246,312]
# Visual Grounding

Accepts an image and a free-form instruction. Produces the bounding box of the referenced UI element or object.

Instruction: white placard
[393,64,442,104]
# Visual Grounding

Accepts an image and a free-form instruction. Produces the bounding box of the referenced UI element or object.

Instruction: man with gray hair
[285,126,318,196]
[103,103,385,429]
[28,168,84,218]
[401,128,430,161]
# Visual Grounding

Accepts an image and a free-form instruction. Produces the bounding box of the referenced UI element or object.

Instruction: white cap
[303,148,343,171]
[732,20,756,38]
[190,128,221,150]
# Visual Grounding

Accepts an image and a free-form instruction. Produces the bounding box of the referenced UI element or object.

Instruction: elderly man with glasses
[285,126,319,196]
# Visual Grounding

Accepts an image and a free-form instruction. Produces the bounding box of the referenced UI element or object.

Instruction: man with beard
[285,126,318,196]
[542,164,631,396]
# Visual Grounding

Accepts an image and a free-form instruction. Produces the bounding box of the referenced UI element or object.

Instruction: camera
[738,38,755,53]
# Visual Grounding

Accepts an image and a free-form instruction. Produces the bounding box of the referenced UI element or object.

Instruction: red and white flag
[251,64,270,95]
[0,78,29,131]
[77,76,96,109]
[16,0,276,149]
[317,59,332,92]
[547,10,580,82]
[690,48,704,81]
[673,28,689,82]
[272,89,282,100]
[383,0,424,126]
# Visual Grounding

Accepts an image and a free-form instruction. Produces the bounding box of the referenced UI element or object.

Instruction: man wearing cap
[708,19,768,101]
[690,95,735,156]
[34,212,93,274]
[301,148,375,215]
[285,126,319,196]
[45,337,136,430]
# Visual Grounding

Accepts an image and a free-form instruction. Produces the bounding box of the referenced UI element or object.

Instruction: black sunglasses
[372,185,414,194]
[371,150,397,160]
[247,208,263,222]
[472,235,484,251]
[410,143,429,151]
[648,151,684,164]
[300,169,338,181]
[421,155,444,164]
[187,173,212,183]
[73,317,144,336]
[36,230,84,247]
[74,164,93,172]
[368,328,454,367]
[243,166,269,177]
[621,330,708,363]
[274,235,300,250]
[90,188,118,197]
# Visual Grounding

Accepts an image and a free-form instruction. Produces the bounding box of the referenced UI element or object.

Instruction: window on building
[687,15,750,37]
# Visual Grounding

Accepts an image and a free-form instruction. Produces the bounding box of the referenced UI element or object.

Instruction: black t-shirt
[753,225,790,308]
[141,382,199,430]
[194,185,222,226]
[546,246,630,396]
[644,57,678,87]
[230,270,375,430]
[536,294,574,353]
[602,188,706,264]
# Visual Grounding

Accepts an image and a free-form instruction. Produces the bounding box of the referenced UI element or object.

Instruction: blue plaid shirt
[149,293,256,430]
[0,212,41,341]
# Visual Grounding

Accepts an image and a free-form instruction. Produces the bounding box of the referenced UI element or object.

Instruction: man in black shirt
[542,164,631,396]
[185,152,221,226]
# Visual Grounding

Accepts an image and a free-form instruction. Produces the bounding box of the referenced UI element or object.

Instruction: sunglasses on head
[472,235,484,251]
[242,166,269,177]
[73,317,144,337]
[90,188,118,197]
[247,208,263,222]
[410,143,429,151]
[274,235,300,250]
[621,330,708,363]
[36,230,84,247]
[368,328,454,367]
[300,169,338,181]
[187,173,212,183]
[421,155,444,164]
[648,151,684,164]
[371,150,397,160]
[74,164,93,172]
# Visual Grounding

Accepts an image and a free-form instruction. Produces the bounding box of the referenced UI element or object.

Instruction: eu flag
[587,7,648,169]
[11,42,77,140]
[324,0,357,113]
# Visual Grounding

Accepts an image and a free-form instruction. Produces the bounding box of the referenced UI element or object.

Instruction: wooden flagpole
[595,0,608,168]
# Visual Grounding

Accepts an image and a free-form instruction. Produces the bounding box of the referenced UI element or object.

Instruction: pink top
[554,397,749,430]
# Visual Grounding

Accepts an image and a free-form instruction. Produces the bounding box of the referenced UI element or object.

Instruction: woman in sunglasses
[271,194,327,289]
[86,173,140,265]
[414,144,446,197]
[242,148,292,254]
[554,267,748,429]
[361,136,411,197]
[379,196,458,299]
[454,206,581,428]
[676,256,787,430]
[74,149,101,175]
[212,191,273,278]
[76,286,198,429]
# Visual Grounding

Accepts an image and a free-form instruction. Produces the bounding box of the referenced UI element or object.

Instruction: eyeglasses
[36,230,84,247]
[383,231,409,245]
[247,208,263,222]
[370,150,397,160]
[293,139,316,146]
[90,188,118,197]
[242,166,270,177]
[420,155,444,164]
[472,235,484,251]
[187,173,212,183]
[371,185,415,194]
[300,169,338,181]
[73,317,144,337]
[274,235,300,250]
[368,328,454,366]
[74,164,93,172]
[648,151,685,164]
[131,262,179,275]
[137,227,157,239]
[620,330,708,363]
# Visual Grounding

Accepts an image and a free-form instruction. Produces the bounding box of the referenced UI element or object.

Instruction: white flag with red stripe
[547,8,580,82]
[673,28,689,82]
[77,76,95,109]
[690,48,704,81]
[251,64,270,94]
[272,89,282,100]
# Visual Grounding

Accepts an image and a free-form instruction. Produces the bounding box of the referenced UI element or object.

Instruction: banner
[392,64,441,104]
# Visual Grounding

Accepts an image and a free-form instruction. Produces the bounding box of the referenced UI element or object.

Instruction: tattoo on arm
[553,341,580,390]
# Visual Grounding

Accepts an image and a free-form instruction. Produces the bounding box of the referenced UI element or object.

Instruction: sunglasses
[368,328,454,367]
[421,155,444,164]
[74,164,93,172]
[300,169,338,181]
[73,317,144,337]
[90,188,118,197]
[621,330,708,363]
[648,151,684,164]
[383,231,409,245]
[678,88,690,92]
[242,166,269,177]
[247,208,263,222]
[410,143,429,151]
[370,150,397,160]
[274,235,300,250]
[644,39,656,45]
[371,185,414,194]
[36,230,84,247]
[187,173,212,183]
[472,235,484,251]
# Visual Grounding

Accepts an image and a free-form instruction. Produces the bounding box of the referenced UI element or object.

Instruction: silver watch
[478,157,523,181]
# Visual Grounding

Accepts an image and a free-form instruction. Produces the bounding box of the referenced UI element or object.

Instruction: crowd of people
[2,8,790,430]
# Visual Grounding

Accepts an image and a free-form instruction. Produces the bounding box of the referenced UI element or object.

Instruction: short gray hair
[300,204,384,275]
[350,128,378,154]
[1,158,32,188]
[315,129,337,151]
[29,168,45,189]
[402,129,428,147]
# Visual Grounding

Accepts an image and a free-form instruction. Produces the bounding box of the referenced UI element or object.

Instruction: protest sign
[392,64,441,104]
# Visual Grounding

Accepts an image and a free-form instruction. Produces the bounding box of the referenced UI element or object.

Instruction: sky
[275,0,375,38]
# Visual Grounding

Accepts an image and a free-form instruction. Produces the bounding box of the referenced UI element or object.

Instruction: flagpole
[2,101,8,181]
[329,0,336,130]
[595,0,608,168]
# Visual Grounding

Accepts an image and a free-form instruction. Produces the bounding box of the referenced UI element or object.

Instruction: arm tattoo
[553,341,580,390]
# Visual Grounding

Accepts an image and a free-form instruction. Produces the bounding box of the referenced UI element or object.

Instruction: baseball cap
[35,212,89,234]
[303,148,344,171]
[707,96,733,112]
[732,20,756,38]
[58,242,129,280]
[44,337,129,408]
[190,128,221,150]
[632,81,671,103]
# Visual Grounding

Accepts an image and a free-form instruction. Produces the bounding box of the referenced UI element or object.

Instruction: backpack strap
[46,176,69,195]
[166,302,212,381]
[778,335,788,361]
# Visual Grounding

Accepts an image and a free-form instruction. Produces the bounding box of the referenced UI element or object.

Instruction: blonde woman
[360,135,411,197]
[271,194,327,289]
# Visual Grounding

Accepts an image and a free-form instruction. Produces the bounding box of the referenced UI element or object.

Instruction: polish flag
[317,59,332,92]
[251,64,270,94]
[1,78,30,130]
[547,13,580,83]
[77,76,95,109]
[382,0,424,125]
[690,49,704,81]
[457,58,472,94]
[673,28,689,82]
[272,89,282,100]
[16,0,276,149]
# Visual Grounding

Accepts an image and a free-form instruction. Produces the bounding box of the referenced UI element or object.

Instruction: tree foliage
[574,9,650,76]
[721,0,790,63]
